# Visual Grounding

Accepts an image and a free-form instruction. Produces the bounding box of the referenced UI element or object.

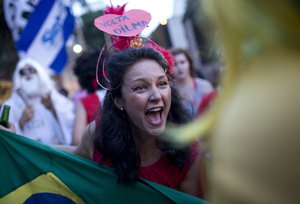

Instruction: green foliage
[81,10,105,49]
[0,1,18,80]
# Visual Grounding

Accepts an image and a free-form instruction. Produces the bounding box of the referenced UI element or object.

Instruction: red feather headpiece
[104,3,127,15]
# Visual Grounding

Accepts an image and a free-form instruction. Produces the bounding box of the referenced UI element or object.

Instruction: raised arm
[73,121,95,159]
[56,121,96,160]
[72,101,88,146]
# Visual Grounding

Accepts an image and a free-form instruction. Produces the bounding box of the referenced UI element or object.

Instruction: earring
[120,107,124,111]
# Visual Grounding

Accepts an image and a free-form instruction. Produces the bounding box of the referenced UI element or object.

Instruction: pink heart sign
[94,9,151,37]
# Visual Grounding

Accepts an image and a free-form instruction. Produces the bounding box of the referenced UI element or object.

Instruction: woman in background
[171,48,215,117]
[72,50,106,145]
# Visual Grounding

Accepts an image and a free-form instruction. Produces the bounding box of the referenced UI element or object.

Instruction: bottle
[0,105,10,128]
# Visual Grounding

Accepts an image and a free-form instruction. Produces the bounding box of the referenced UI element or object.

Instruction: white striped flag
[4,0,75,74]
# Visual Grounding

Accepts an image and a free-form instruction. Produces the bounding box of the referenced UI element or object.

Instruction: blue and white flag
[4,0,75,74]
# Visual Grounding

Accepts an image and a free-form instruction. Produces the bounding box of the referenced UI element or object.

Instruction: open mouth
[145,107,163,126]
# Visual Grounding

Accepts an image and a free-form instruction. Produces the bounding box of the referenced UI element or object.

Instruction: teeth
[148,107,162,112]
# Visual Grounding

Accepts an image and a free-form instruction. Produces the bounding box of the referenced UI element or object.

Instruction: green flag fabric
[0,130,207,204]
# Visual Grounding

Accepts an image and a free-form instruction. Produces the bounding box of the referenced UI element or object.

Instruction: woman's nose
[149,86,162,101]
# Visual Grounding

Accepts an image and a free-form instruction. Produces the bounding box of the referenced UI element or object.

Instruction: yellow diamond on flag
[0,173,85,203]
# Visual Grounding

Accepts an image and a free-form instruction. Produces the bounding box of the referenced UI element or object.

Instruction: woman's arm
[1,121,95,161]
[0,119,96,161]
[56,122,96,160]
[72,101,88,145]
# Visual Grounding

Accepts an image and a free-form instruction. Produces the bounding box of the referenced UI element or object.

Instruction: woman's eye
[158,81,169,88]
[132,86,146,92]
[159,81,169,87]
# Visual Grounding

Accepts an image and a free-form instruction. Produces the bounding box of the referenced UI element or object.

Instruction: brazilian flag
[0,130,207,204]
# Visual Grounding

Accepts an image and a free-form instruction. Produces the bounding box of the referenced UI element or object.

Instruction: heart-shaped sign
[94,9,151,37]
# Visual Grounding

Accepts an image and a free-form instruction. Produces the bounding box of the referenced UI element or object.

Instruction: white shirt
[3,91,74,145]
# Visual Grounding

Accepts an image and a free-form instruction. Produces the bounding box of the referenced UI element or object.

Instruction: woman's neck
[176,76,195,101]
[176,76,194,88]
[131,129,162,166]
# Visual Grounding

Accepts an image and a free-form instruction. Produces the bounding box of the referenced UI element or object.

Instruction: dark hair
[73,49,106,93]
[170,48,204,78]
[94,47,192,184]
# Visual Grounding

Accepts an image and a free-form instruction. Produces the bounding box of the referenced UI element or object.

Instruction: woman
[72,50,106,145]
[0,47,204,197]
[68,47,203,198]
[170,48,215,117]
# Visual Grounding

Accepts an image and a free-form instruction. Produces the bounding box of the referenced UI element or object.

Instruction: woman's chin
[147,126,166,137]
[175,75,187,81]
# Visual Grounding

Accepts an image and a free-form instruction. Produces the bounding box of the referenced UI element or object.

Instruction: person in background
[170,48,215,117]
[51,72,69,97]
[1,58,74,145]
[72,50,106,145]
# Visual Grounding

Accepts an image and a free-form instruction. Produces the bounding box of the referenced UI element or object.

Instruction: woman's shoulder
[194,78,214,94]
[74,121,96,159]
[84,121,96,143]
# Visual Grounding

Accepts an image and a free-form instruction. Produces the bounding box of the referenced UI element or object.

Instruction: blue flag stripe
[16,0,56,51]
[63,8,75,40]
[50,8,75,73]
[50,48,67,73]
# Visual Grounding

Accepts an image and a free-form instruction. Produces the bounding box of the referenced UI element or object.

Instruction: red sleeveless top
[80,93,101,123]
[197,89,217,116]
[92,141,200,191]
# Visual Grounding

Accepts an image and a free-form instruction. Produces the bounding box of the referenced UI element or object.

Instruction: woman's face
[173,53,191,81]
[116,59,171,137]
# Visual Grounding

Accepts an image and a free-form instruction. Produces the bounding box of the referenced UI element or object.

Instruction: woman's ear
[113,97,124,110]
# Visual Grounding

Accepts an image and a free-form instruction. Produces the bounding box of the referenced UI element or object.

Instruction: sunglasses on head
[19,66,37,76]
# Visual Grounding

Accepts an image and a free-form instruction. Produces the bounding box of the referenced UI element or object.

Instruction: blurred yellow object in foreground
[165,0,300,203]
[212,52,300,204]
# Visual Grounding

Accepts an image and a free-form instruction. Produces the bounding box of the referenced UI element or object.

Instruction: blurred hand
[41,92,55,111]
[41,92,57,118]
[19,106,34,130]
[0,122,17,134]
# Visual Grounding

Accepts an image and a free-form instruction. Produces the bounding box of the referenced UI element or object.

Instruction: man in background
[2,58,74,145]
